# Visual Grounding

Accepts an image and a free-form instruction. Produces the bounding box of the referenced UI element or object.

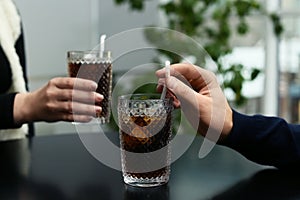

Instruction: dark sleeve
[15,29,28,91]
[221,110,300,169]
[15,27,35,136]
[0,93,22,129]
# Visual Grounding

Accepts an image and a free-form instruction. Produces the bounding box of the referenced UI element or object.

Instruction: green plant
[114,0,283,106]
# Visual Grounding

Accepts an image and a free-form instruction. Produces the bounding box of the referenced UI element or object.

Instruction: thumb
[166,76,199,107]
[166,76,200,130]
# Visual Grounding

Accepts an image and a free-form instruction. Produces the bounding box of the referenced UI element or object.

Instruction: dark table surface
[0,132,299,200]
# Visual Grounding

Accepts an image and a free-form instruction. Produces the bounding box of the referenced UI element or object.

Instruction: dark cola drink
[118,94,173,187]
[67,51,112,123]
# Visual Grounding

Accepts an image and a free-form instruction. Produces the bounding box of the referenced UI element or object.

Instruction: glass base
[72,117,110,125]
[97,117,110,124]
[123,173,169,187]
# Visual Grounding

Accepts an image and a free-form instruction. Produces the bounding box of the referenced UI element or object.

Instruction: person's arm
[156,63,300,169]
[222,110,300,169]
[0,93,22,129]
[0,78,103,129]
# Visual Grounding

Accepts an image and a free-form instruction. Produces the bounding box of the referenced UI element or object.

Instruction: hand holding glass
[67,50,112,124]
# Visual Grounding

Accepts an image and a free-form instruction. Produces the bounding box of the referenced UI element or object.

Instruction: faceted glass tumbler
[67,50,112,124]
[118,94,173,187]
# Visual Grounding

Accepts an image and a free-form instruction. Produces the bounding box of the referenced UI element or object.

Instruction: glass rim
[67,50,112,62]
[118,93,172,102]
[67,50,111,54]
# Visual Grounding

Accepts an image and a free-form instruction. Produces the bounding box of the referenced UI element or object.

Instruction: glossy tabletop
[0,132,299,200]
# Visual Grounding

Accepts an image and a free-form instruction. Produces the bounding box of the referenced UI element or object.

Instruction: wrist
[14,93,32,125]
[219,107,233,142]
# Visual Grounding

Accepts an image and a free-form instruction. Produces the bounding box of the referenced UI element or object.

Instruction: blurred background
[13,0,300,136]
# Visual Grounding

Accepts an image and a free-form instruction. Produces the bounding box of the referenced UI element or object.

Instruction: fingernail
[156,69,164,77]
[158,78,165,85]
[91,82,98,90]
[95,106,102,113]
[96,93,104,101]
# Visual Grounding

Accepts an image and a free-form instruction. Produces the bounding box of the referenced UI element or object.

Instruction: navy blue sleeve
[222,110,300,169]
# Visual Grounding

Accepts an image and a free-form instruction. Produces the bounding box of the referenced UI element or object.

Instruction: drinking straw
[160,60,171,100]
[100,34,106,58]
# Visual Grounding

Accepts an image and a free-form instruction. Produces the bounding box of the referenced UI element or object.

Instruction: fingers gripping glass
[67,50,113,124]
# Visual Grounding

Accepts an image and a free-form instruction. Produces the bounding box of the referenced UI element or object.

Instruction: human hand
[14,77,103,124]
[156,63,233,142]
